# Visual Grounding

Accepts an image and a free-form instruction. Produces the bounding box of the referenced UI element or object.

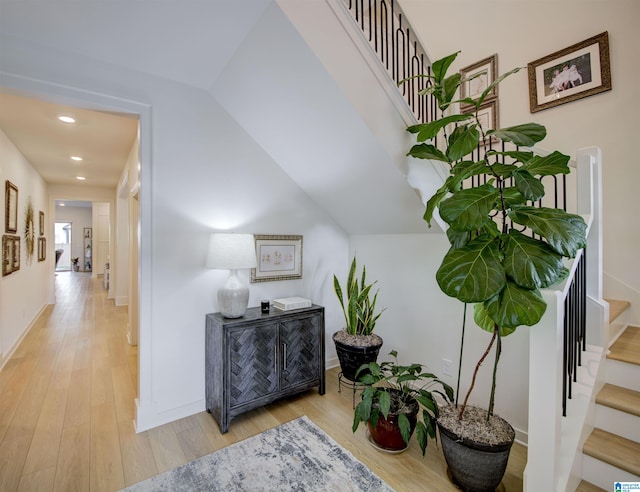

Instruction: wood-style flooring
[0,273,526,491]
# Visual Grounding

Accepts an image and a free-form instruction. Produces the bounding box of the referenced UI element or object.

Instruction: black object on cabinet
[205,305,325,433]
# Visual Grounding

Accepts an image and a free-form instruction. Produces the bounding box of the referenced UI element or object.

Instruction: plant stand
[337,371,364,408]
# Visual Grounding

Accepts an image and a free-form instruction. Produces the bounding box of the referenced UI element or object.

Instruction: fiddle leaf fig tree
[405,51,587,419]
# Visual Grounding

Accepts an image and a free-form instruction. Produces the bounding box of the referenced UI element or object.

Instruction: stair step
[608,326,640,365]
[596,383,640,417]
[583,428,640,477]
[605,298,631,324]
[576,480,606,492]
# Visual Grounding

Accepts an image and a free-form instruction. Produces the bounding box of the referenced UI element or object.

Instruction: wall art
[251,234,303,283]
[5,180,18,234]
[528,31,611,113]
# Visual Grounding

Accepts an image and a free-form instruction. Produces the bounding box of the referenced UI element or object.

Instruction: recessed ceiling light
[71,156,83,161]
[58,115,76,123]
[59,203,66,206]
[76,176,86,181]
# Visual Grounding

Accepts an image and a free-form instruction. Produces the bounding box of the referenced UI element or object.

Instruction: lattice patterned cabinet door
[228,322,279,408]
[280,315,321,390]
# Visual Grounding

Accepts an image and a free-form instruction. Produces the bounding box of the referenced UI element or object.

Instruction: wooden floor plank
[53,423,91,492]
[117,419,157,487]
[90,402,125,492]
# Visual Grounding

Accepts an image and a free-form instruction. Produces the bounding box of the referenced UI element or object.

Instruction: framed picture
[39,211,45,236]
[38,237,46,262]
[459,54,498,110]
[2,234,20,276]
[528,31,611,113]
[84,227,92,239]
[462,99,499,146]
[251,234,303,283]
[5,180,18,234]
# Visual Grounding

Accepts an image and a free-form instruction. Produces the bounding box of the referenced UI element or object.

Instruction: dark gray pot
[438,420,514,492]
[333,333,383,382]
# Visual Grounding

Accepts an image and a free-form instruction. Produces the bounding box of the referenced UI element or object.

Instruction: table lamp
[206,233,257,318]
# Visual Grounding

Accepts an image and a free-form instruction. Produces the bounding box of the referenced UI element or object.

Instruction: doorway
[54,221,72,271]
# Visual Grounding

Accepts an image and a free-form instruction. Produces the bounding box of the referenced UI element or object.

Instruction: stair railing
[525,147,605,492]
[333,0,436,125]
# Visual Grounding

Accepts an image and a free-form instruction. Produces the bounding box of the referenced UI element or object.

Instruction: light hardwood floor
[0,273,526,491]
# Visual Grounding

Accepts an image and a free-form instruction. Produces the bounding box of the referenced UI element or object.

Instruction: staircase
[578,300,640,491]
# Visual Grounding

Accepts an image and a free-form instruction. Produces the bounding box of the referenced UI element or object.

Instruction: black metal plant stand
[337,372,365,408]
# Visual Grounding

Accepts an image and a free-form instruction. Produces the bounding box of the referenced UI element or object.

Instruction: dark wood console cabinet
[205,305,325,433]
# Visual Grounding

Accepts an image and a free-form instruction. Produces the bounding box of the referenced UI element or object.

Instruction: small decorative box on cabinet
[205,305,325,433]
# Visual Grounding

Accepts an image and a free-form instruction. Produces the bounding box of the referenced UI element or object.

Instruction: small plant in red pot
[352,351,453,454]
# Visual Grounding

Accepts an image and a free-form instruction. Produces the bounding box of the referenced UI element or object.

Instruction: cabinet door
[279,315,320,390]
[228,322,278,408]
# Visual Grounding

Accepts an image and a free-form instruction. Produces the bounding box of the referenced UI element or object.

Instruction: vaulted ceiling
[0,0,435,234]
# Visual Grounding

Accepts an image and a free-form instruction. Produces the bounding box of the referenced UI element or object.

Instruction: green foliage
[352,351,454,456]
[407,50,586,337]
[334,256,385,336]
[405,51,587,418]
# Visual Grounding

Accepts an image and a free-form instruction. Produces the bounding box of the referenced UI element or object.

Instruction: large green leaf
[378,390,391,418]
[520,151,571,176]
[410,114,473,142]
[487,150,534,164]
[398,413,412,445]
[423,183,448,227]
[503,230,565,289]
[476,66,523,107]
[488,123,547,147]
[440,73,462,110]
[407,143,449,162]
[508,206,587,257]
[473,303,517,336]
[452,160,487,179]
[436,236,505,303]
[447,124,480,161]
[415,422,428,456]
[431,51,460,84]
[489,163,518,179]
[439,183,498,231]
[446,228,471,249]
[514,169,545,201]
[484,281,547,328]
[501,187,527,208]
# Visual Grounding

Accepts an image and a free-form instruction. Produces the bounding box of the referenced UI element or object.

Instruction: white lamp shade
[206,233,257,270]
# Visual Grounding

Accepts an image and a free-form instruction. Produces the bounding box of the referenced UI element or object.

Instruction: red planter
[367,396,418,452]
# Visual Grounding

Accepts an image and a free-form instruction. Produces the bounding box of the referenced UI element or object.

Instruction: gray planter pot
[438,419,514,492]
[333,333,383,382]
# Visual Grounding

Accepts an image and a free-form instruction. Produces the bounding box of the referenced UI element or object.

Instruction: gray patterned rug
[122,416,394,491]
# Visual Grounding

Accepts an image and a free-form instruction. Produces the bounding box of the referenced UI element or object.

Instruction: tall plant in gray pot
[404,51,587,491]
[333,256,385,382]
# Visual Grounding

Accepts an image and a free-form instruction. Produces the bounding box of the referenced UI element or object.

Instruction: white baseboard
[0,303,49,371]
[115,296,128,307]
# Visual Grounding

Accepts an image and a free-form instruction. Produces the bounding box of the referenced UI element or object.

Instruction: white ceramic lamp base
[218,269,250,318]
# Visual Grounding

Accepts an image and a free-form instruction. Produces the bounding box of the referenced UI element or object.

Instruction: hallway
[0,272,136,490]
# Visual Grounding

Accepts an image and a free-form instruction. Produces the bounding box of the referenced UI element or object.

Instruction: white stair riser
[594,405,640,443]
[582,454,640,490]
[605,359,640,392]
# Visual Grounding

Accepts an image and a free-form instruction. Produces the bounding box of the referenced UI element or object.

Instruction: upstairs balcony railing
[340,0,436,124]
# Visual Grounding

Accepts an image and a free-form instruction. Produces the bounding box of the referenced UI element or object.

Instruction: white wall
[0,129,50,368]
